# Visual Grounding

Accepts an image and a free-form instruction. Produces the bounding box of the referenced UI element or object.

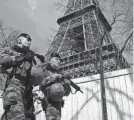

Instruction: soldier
[0,33,35,120]
[39,52,71,120]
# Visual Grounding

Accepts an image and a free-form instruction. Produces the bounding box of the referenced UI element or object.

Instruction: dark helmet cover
[17,33,32,42]
[50,52,61,60]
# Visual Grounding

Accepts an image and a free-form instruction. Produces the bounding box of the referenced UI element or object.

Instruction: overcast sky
[0,0,132,65]
[0,0,63,54]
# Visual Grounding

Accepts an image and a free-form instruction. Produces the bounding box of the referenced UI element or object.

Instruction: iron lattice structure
[45,0,129,78]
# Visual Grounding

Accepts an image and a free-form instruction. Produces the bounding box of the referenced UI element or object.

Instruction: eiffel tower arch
[45,0,129,79]
[34,1,133,120]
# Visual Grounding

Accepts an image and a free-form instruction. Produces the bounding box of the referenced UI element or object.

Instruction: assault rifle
[63,75,83,94]
[70,80,83,94]
[40,74,83,94]
[12,45,44,64]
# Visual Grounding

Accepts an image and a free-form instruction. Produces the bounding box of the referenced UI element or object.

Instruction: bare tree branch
[54,0,68,12]
[0,20,20,48]
[0,25,8,45]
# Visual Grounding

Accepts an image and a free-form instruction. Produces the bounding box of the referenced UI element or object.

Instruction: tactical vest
[0,47,32,87]
[40,64,71,101]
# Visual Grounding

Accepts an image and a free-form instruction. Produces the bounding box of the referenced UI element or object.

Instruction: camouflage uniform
[40,63,71,120]
[0,46,35,120]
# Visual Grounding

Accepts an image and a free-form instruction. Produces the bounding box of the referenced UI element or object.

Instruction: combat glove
[24,51,35,61]
[51,73,63,81]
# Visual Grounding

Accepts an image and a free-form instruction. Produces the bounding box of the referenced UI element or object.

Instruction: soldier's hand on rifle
[40,73,63,90]
[44,74,63,83]
[55,73,63,79]
[24,51,35,61]
[51,73,63,81]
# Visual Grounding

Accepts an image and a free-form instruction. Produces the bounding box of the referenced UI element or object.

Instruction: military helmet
[50,52,61,60]
[17,33,32,42]
[31,65,45,86]
[49,83,64,102]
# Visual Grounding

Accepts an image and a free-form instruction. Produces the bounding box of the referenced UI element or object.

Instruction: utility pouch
[21,61,31,77]
[41,96,48,111]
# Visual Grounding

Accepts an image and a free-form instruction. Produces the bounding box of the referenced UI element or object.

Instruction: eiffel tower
[45,0,129,78]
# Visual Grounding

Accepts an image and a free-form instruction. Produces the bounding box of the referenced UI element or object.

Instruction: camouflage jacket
[39,63,71,97]
[0,46,32,79]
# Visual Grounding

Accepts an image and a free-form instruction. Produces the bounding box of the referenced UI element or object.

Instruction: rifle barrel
[70,81,83,93]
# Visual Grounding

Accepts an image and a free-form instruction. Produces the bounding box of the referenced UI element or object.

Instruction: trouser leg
[3,101,25,120]
[45,103,61,120]
[1,84,26,120]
